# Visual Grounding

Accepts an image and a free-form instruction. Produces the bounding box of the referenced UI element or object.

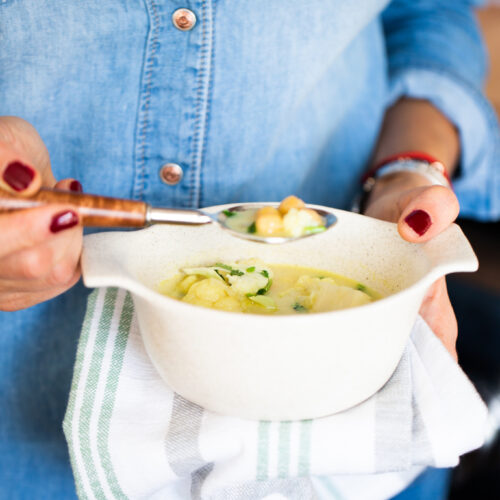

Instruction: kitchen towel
[63,287,488,500]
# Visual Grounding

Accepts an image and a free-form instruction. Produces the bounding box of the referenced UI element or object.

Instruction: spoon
[0,188,337,244]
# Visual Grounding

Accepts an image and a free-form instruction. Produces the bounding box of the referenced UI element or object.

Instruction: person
[0,1,498,499]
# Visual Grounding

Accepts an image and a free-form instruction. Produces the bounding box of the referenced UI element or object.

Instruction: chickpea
[278,195,305,215]
[255,206,284,235]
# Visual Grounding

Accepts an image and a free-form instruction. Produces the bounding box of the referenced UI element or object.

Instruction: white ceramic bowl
[82,204,477,420]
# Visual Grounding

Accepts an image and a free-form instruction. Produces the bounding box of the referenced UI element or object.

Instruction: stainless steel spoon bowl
[147,203,337,244]
[0,188,337,244]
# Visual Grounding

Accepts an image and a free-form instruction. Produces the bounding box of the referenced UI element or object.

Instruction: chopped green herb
[257,278,272,295]
[304,225,326,235]
[246,266,256,273]
[317,276,326,280]
[230,269,244,276]
[183,267,224,280]
[214,269,226,282]
[247,222,257,234]
[356,283,367,292]
[260,270,269,278]
[222,209,236,217]
[248,295,276,310]
[215,263,233,271]
[293,302,308,312]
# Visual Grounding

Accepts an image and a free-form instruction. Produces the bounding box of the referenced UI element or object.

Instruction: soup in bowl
[158,260,381,314]
[82,204,477,420]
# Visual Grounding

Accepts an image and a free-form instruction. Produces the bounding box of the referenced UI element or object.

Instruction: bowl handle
[419,223,478,285]
[81,231,138,290]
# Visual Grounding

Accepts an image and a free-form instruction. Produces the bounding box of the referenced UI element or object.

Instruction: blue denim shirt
[0,1,498,498]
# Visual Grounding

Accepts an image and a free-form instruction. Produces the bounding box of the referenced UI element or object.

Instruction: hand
[363,171,460,360]
[0,116,83,311]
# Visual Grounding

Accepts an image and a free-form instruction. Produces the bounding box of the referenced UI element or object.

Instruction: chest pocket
[0,1,147,46]
[0,0,149,196]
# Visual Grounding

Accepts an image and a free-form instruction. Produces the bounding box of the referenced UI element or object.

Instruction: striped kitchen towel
[63,288,488,500]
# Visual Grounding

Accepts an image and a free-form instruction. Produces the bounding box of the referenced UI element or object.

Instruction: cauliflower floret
[282,208,323,237]
[227,271,269,296]
[293,276,372,312]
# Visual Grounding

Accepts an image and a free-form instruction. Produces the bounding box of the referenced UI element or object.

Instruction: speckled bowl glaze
[82,204,477,420]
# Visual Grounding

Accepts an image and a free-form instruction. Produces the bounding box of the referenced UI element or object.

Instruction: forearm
[373,97,460,174]
[367,98,459,207]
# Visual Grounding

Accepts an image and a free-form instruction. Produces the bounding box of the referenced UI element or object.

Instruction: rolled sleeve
[383,1,500,221]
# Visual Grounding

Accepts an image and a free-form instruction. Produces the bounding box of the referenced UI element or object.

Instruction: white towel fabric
[63,287,488,500]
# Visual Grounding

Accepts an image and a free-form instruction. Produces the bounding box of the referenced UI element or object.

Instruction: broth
[158,260,381,315]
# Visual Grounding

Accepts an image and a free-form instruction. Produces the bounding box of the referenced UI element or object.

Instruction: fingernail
[405,209,431,236]
[69,180,83,193]
[2,161,35,191]
[50,210,79,233]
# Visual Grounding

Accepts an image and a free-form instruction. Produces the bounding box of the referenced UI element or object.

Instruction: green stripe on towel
[298,419,313,476]
[79,287,118,500]
[257,421,271,480]
[277,421,292,478]
[97,292,134,499]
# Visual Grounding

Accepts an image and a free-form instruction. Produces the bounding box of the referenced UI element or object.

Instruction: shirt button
[172,8,197,31]
[160,163,183,186]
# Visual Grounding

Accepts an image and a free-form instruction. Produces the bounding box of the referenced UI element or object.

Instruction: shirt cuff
[387,65,500,221]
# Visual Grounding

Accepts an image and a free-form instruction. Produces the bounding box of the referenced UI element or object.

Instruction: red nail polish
[69,180,83,192]
[50,211,79,233]
[2,161,35,191]
[405,210,431,236]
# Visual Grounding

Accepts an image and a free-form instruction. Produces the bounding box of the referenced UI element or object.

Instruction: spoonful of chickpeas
[0,189,336,244]
[219,196,336,243]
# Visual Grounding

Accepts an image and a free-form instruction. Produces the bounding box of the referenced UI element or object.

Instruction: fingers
[55,178,83,193]
[0,142,42,196]
[419,278,458,361]
[397,185,459,243]
[0,205,82,311]
[0,118,83,311]
[0,205,80,258]
[366,176,459,360]
[0,219,82,284]
[0,269,81,312]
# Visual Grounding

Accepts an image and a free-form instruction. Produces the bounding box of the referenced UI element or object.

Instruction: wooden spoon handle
[0,188,148,228]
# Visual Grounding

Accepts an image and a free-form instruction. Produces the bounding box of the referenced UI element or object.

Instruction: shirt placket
[132,0,215,209]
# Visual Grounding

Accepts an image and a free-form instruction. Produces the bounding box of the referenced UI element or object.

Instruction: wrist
[354,151,452,214]
[363,171,433,211]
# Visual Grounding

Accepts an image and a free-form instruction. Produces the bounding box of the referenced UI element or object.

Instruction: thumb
[0,116,56,195]
[397,185,459,242]
[0,142,42,196]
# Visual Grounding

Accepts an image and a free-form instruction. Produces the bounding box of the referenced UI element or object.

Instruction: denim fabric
[0,1,497,498]
[383,0,500,220]
[390,468,452,500]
